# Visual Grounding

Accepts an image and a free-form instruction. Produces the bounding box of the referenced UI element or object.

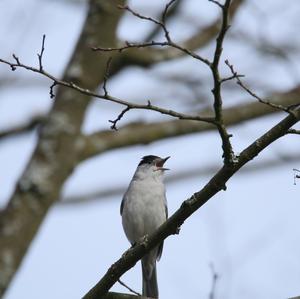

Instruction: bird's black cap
[138,155,160,166]
[138,155,170,167]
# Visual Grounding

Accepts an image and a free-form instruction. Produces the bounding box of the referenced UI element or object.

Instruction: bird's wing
[120,196,125,215]
[157,192,168,261]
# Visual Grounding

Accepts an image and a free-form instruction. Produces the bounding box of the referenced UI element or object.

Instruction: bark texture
[0,0,125,295]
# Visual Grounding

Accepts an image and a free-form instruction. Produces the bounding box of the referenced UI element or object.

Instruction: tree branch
[210,0,234,165]
[80,85,300,161]
[100,292,150,299]
[287,129,300,135]
[61,150,300,205]
[225,59,298,113]
[0,56,215,125]
[83,107,300,299]
[119,0,245,67]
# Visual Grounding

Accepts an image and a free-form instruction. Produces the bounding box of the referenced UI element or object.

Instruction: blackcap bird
[121,155,169,298]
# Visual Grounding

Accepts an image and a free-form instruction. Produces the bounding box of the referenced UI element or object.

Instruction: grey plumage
[121,155,169,298]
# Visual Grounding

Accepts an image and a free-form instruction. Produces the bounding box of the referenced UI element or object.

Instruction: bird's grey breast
[122,178,167,243]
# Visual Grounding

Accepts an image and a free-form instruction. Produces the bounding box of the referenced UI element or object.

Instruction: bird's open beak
[157,156,170,171]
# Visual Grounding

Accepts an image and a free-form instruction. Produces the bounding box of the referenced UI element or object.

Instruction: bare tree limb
[225,59,298,114]
[80,86,300,161]
[82,107,300,299]
[0,56,215,125]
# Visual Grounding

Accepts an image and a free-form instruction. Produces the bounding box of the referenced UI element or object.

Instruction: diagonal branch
[83,107,300,299]
[225,59,298,114]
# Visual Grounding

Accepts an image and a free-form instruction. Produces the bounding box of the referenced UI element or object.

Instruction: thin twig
[209,263,219,299]
[162,0,178,24]
[93,40,211,66]
[103,57,112,97]
[119,4,172,42]
[109,106,130,130]
[286,129,300,135]
[92,3,211,67]
[37,34,46,71]
[0,56,216,126]
[49,81,57,99]
[225,59,295,114]
[208,0,224,9]
[117,279,141,296]
[293,168,300,185]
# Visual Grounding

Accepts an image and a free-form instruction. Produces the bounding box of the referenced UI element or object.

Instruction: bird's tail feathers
[142,261,158,298]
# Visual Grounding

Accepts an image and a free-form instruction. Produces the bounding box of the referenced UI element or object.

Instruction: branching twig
[144,0,181,42]
[0,56,216,126]
[93,40,211,66]
[109,106,130,130]
[93,3,211,67]
[117,279,141,296]
[208,0,224,9]
[225,59,297,114]
[119,2,173,42]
